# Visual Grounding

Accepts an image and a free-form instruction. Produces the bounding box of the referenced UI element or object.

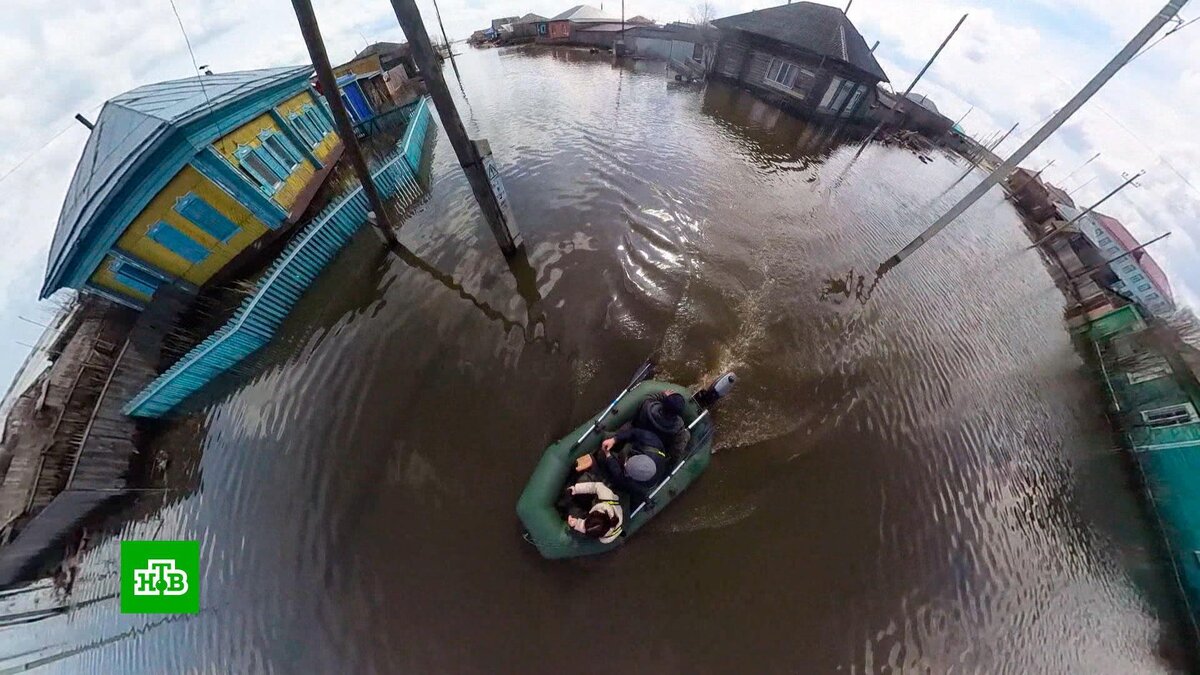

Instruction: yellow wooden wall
[276,90,340,163]
[91,254,153,304]
[88,165,272,290]
[211,112,317,212]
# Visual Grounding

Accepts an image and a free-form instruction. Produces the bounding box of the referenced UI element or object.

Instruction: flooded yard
[0,46,1189,673]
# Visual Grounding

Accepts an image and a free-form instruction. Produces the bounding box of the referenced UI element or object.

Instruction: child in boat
[565,481,624,543]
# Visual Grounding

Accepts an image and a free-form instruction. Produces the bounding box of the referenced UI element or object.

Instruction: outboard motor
[695,371,736,408]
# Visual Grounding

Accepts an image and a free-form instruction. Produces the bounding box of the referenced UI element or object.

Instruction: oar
[569,358,656,451]
[628,409,710,519]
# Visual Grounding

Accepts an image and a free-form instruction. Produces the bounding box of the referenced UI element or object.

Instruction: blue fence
[124,97,434,418]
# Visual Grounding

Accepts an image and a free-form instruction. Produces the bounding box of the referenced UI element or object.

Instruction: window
[1137,283,1152,292]
[111,259,164,296]
[1143,403,1199,428]
[765,58,800,90]
[175,193,240,243]
[236,145,285,193]
[819,77,857,112]
[291,112,319,147]
[1098,236,1112,245]
[263,132,302,168]
[842,84,867,117]
[692,42,703,62]
[1127,357,1171,384]
[148,221,210,264]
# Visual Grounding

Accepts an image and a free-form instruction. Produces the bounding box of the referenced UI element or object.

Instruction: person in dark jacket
[633,391,691,459]
[598,427,668,497]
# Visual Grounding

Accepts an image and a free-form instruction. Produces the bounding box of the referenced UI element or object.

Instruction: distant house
[875,90,954,138]
[541,5,621,43]
[508,13,549,41]
[1005,168,1074,223]
[1060,206,1175,316]
[711,2,888,122]
[41,67,342,309]
[333,42,421,117]
[492,16,521,34]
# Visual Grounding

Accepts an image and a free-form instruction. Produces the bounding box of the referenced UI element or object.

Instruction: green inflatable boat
[517,363,735,559]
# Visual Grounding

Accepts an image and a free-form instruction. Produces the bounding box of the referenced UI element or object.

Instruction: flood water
[2,47,1191,673]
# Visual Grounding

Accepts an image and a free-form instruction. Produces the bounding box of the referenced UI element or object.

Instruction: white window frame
[763,58,812,97]
[1127,357,1171,385]
[1142,402,1200,428]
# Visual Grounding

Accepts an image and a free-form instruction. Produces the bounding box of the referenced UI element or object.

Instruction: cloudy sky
[1,0,1197,396]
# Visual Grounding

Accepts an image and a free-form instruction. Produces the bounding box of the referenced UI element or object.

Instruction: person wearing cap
[598,427,668,498]
[632,391,691,459]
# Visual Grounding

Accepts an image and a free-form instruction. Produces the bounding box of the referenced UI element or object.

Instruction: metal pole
[989,122,1018,151]
[878,0,1187,275]
[290,0,398,247]
[1032,171,1143,247]
[387,0,522,256]
[953,106,973,127]
[1068,232,1171,281]
[855,14,967,156]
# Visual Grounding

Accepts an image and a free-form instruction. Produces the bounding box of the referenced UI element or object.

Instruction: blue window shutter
[235,146,276,191]
[263,132,301,167]
[253,145,289,180]
[175,193,240,243]
[291,113,317,146]
[112,261,163,296]
[148,221,210,264]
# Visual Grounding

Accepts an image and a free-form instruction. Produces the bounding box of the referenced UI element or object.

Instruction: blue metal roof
[42,66,314,298]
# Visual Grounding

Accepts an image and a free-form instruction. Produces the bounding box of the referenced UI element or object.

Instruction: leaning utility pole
[1031,170,1143,247]
[1061,151,1101,184]
[988,122,1019,151]
[878,0,1187,275]
[1068,232,1171,281]
[855,13,967,157]
[291,0,398,247]
[387,0,522,255]
[953,106,973,127]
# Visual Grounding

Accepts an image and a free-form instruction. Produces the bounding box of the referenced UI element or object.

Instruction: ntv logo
[133,559,189,596]
[121,541,200,614]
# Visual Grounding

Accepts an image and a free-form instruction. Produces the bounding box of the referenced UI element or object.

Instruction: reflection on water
[1,47,1191,673]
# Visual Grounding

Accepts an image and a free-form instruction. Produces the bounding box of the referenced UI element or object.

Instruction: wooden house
[41,67,343,310]
[711,2,888,122]
[540,5,620,44]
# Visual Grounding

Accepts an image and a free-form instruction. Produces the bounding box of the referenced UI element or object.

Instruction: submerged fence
[123,97,433,418]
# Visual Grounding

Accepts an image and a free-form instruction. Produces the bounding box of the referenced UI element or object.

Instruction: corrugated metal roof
[43,66,312,298]
[712,2,888,82]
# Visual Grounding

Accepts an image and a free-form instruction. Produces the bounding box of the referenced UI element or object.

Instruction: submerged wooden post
[291,0,399,248]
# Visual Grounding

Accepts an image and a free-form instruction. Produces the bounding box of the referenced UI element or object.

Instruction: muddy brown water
[0,47,1191,673]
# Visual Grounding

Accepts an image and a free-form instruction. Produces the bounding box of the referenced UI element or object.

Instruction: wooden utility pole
[1032,170,1143,247]
[430,0,462,83]
[878,0,1188,275]
[291,0,398,247]
[387,0,523,256]
[854,14,967,158]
